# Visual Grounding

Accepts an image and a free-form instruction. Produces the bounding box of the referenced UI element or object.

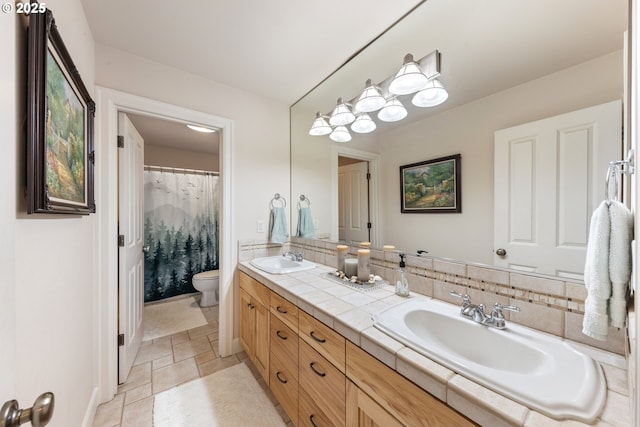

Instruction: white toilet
[192,270,220,307]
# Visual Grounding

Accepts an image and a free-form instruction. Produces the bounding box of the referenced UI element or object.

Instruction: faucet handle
[491,302,520,317]
[449,290,471,305]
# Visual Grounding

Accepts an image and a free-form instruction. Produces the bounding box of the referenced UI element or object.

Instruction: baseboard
[231,337,243,355]
[81,386,99,427]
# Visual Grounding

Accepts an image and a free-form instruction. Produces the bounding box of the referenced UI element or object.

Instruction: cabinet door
[239,288,254,359]
[346,380,403,427]
[254,297,270,381]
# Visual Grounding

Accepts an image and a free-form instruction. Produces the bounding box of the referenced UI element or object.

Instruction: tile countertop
[237,261,631,427]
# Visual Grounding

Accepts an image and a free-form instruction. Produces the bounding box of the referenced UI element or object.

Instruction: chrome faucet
[283,251,303,262]
[450,291,520,329]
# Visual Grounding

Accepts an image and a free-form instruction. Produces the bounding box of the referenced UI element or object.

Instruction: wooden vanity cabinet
[269,313,299,424]
[346,341,477,426]
[239,273,270,382]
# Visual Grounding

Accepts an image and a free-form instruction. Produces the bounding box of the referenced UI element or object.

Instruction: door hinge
[118,334,124,346]
[367,222,372,229]
[366,172,371,180]
[117,135,124,148]
[118,235,125,247]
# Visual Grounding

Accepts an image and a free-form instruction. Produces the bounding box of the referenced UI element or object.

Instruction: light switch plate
[257,220,265,233]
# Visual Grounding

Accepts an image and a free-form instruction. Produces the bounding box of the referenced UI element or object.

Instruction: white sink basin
[373,298,606,422]
[249,256,315,274]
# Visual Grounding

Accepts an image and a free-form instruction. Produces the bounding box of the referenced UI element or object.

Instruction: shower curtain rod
[144,165,219,176]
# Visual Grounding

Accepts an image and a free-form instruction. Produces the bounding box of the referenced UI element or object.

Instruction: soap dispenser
[395,253,410,297]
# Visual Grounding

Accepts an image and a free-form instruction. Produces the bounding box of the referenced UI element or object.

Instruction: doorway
[332,146,380,247]
[95,87,234,402]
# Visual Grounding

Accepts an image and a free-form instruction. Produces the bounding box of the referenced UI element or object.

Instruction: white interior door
[118,113,144,384]
[494,100,622,279]
[338,161,370,244]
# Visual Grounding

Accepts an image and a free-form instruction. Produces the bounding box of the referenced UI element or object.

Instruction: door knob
[495,248,507,257]
[0,392,54,427]
[143,245,150,253]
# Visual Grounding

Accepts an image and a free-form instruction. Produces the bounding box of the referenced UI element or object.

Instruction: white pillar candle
[357,249,370,282]
[344,258,358,277]
[336,244,349,272]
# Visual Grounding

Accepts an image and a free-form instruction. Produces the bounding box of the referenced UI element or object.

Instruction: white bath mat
[143,297,207,341]
[154,362,286,427]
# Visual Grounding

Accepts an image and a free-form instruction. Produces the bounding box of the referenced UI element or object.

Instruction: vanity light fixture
[351,113,377,133]
[354,79,386,112]
[388,53,429,95]
[412,78,449,107]
[187,124,216,133]
[307,50,447,140]
[377,97,408,122]
[328,97,356,126]
[308,112,332,136]
[329,125,352,142]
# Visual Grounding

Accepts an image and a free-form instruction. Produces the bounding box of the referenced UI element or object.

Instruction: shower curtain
[143,167,219,303]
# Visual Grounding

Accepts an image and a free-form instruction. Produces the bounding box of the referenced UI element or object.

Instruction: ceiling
[80,0,627,152]
[80,0,423,152]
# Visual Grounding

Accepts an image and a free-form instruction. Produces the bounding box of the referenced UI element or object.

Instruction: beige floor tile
[195,349,217,365]
[118,363,152,394]
[152,357,199,393]
[133,340,172,366]
[124,383,152,406]
[187,323,217,340]
[197,354,240,377]
[121,396,154,427]
[92,393,124,427]
[173,335,212,362]
[152,354,174,371]
[170,331,190,345]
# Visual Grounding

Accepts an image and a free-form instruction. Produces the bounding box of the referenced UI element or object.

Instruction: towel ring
[297,195,311,210]
[270,193,287,208]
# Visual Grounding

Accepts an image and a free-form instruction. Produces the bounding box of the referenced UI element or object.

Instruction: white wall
[0,6,18,404]
[4,2,98,426]
[145,144,219,171]
[379,51,623,263]
[95,44,290,244]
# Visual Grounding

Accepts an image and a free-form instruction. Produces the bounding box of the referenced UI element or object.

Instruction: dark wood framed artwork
[400,154,461,213]
[27,9,96,214]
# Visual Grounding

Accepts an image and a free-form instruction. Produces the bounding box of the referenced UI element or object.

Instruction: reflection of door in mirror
[339,157,370,244]
[494,100,621,280]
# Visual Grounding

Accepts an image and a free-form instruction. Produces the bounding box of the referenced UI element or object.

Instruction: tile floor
[92,296,293,427]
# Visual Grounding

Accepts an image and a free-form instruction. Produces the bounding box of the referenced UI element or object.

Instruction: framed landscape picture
[400,154,461,213]
[27,9,96,214]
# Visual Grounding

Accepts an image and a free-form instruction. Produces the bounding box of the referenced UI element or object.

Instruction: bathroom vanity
[237,260,629,426]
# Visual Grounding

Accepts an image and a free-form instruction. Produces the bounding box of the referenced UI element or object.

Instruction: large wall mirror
[291,0,628,280]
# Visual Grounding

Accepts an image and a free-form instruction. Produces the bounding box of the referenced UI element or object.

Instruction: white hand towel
[608,200,634,328]
[582,201,611,341]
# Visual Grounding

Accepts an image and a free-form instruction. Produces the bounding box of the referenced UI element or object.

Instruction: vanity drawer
[270,314,298,380]
[299,310,345,373]
[239,272,270,307]
[298,386,334,427]
[270,352,298,425]
[299,339,345,427]
[270,291,299,333]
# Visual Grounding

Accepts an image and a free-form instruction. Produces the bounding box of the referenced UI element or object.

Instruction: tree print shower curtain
[143,168,219,302]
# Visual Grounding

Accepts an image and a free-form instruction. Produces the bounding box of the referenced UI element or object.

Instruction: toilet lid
[194,270,220,280]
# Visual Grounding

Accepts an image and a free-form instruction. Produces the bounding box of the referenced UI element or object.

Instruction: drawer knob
[276,330,288,340]
[310,414,319,427]
[309,331,326,343]
[309,362,326,377]
[276,306,288,314]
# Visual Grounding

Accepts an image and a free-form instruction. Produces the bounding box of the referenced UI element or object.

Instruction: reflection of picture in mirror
[400,154,460,213]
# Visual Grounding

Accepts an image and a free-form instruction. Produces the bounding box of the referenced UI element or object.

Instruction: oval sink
[249,256,315,274]
[373,298,606,422]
